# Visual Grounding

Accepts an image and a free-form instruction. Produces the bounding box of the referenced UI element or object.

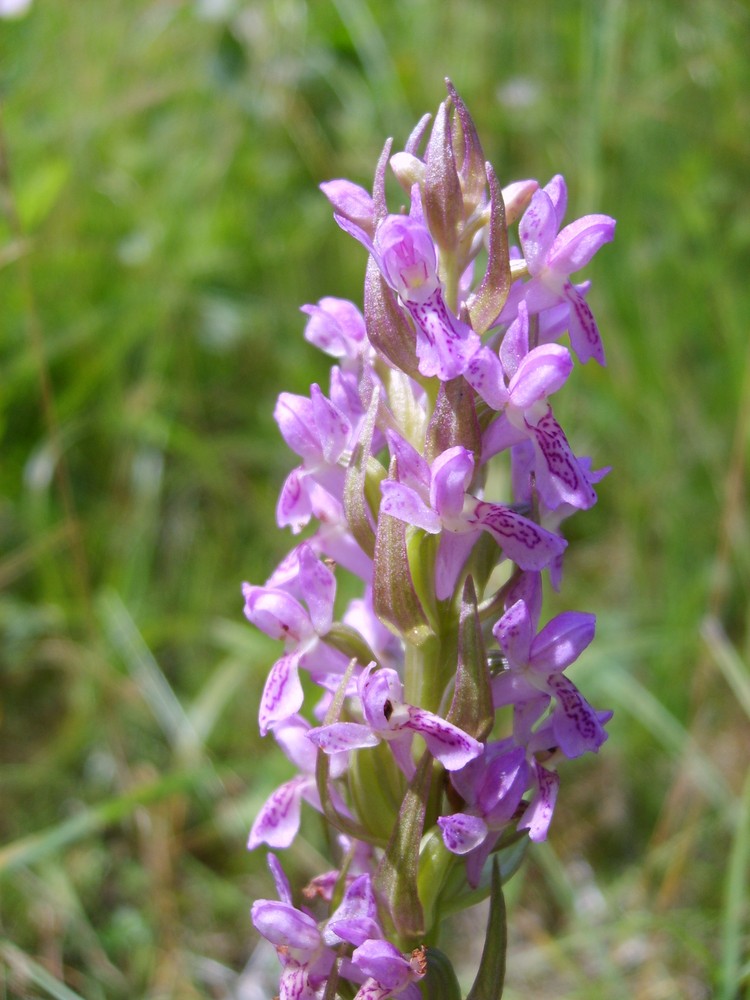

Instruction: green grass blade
[0,767,216,878]
[701,615,750,722]
[0,941,86,1000]
[717,767,750,1000]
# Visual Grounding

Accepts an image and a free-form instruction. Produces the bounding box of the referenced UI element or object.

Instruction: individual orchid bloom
[518,174,615,365]
[491,591,608,758]
[438,740,530,886]
[301,297,371,368]
[380,436,567,599]
[274,381,355,533]
[323,874,383,948]
[481,302,598,510]
[333,204,484,382]
[251,854,336,1000]
[274,368,379,535]
[243,543,350,735]
[509,443,611,587]
[307,664,483,779]
[350,941,427,1000]
[247,715,348,850]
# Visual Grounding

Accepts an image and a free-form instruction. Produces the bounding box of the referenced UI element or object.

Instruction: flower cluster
[243,82,615,998]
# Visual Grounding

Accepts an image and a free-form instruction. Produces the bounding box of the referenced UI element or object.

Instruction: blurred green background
[1,1,748,997]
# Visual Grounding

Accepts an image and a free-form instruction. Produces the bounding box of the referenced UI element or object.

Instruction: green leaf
[374,751,432,943]
[465,859,507,1000]
[17,159,70,230]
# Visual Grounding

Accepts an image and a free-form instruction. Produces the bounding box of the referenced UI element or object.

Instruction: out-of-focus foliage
[0,1,748,997]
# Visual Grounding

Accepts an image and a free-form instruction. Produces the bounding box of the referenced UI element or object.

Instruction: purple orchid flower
[243,543,351,735]
[301,296,369,364]
[323,873,383,948]
[307,663,483,779]
[251,854,336,1000]
[480,302,598,510]
[491,576,608,758]
[518,174,615,365]
[248,715,348,850]
[349,940,427,1000]
[379,435,566,599]
[332,199,484,383]
[438,740,530,885]
[274,381,354,534]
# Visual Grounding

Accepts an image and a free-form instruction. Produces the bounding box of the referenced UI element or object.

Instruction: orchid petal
[564,281,606,365]
[470,500,567,570]
[258,654,305,736]
[404,707,483,770]
[320,179,376,235]
[325,874,382,946]
[518,762,559,842]
[251,899,321,952]
[242,584,312,644]
[547,673,608,757]
[298,544,336,635]
[437,813,488,855]
[310,383,352,464]
[526,408,598,510]
[274,392,319,459]
[307,722,380,754]
[247,775,307,850]
[380,481,441,534]
[464,345,508,410]
[492,598,534,667]
[508,344,573,411]
[434,531,476,601]
[548,214,616,276]
[530,611,596,673]
[301,296,366,359]
[430,446,474,520]
[385,429,431,492]
[519,189,558,274]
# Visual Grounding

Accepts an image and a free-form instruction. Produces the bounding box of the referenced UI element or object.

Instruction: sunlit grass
[1,0,749,996]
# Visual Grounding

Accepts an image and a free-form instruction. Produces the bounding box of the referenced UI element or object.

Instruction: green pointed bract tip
[343,384,382,559]
[364,256,420,378]
[425,377,481,468]
[424,98,463,255]
[467,162,512,336]
[445,78,487,216]
[446,576,494,743]
[373,490,433,647]
[374,751,432,944]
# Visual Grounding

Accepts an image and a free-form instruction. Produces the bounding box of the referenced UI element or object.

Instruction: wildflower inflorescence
[243,81,615,999]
